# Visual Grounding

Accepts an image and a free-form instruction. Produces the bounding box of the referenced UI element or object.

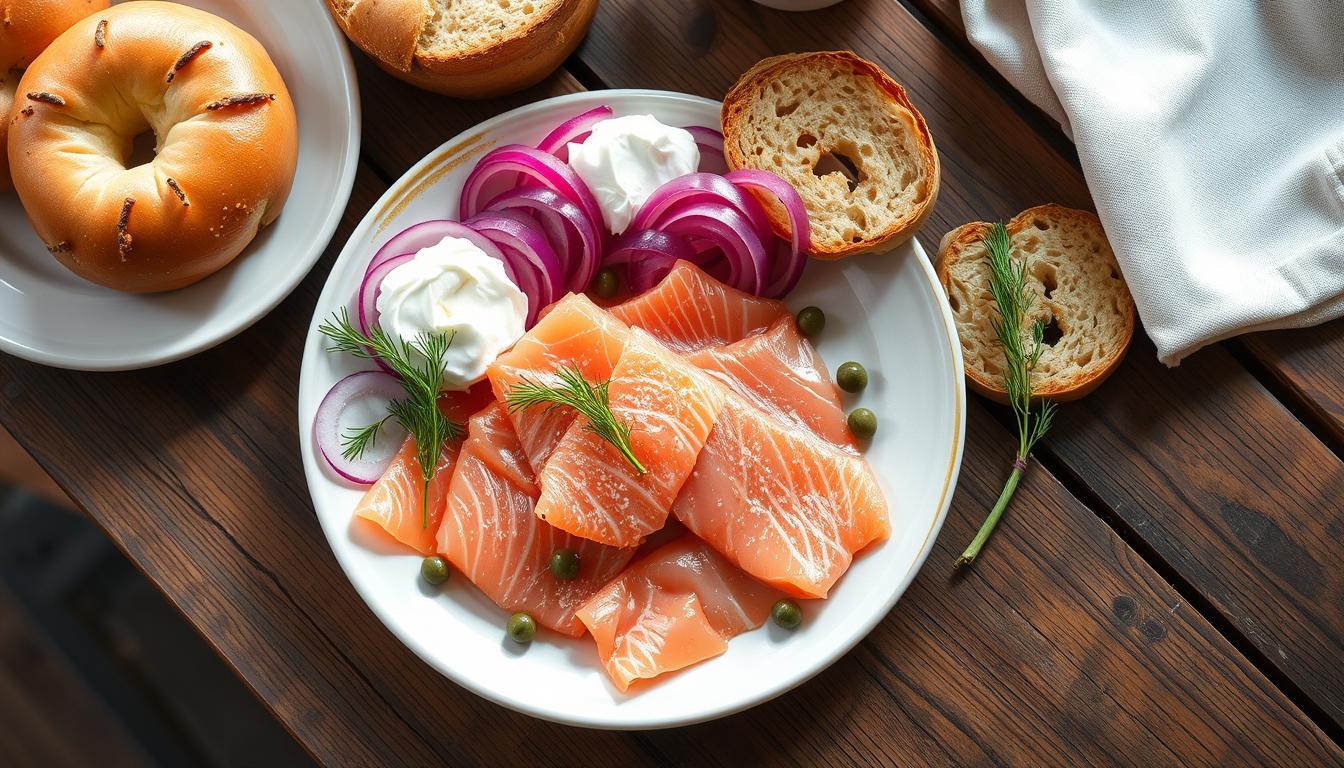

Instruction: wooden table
[3,1,1342,765]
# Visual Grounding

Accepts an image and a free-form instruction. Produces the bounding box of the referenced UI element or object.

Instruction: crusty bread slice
[326,0,595,98]
[937,205,1135,403]
[722,51,940,259]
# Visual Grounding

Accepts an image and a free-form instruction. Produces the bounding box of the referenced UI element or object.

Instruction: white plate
[0,0,359,371]
[298,91,964,729]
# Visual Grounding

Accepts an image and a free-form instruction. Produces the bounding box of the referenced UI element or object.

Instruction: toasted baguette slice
[721,51,939,259]
[327,0,596,98]
[937,205,1136,403]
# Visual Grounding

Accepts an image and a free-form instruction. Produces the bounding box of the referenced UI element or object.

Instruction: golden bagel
[9,1,298,292]
[0,0,111,191]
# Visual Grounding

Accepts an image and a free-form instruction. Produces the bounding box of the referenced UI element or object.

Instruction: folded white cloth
[962,0,1344,365]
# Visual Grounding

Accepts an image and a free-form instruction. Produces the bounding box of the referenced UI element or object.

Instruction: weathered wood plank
[1241,324,1344,449]
[0,56,1340,765]
[570,0,1344,733]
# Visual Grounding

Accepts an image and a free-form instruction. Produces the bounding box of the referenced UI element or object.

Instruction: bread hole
[796,133,817,148]
[523,1,534,10]
[812,149,862,193]
[865,187,877,201]
[847,205,867,230]
[775,100,801,117]
[1033,262,1058,299]
[1110,267,1120,279]
[1041,317,1063,346]
[1033,218,1049,230]
[124,129,158,170]
[949,293,960,312]
[833,104,846,116]
[1075,350,1094,366]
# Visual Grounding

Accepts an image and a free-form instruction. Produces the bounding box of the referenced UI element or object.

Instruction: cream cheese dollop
[567,114,700,235]
[375,236,527,390]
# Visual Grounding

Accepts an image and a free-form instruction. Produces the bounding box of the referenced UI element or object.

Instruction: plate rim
[298,88,965,729]
[0,2,362,372]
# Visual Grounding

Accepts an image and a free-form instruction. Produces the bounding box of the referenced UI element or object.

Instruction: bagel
[9,1,298,293]
[0,0,111,191]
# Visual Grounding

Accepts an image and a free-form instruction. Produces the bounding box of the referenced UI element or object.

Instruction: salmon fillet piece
[672,393,889,598]
[533,329,726,547]
[576,535,782,691]
[610,260,788,352]
[487,294,629,473]
[435,403,634,637]
[352,436,456,555]
[688,317,855,451]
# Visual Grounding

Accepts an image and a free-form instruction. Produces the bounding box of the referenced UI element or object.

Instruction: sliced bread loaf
[937,205,1136,402]
[327,0,596,98]
[721,51,940,259]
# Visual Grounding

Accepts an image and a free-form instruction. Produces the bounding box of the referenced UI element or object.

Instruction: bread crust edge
[935,205,1136,404]
[721,50,941,260]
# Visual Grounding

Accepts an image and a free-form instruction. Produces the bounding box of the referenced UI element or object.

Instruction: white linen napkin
[961,0,1344,365]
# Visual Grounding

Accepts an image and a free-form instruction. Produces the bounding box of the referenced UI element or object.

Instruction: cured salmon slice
[688,317,855,450]
[575,536,782,691]
[353,436,457,555]
[533,329,726,547]
[672,393,889,598]
[610,261,788,351]
[487,293,629,472]
[435,403,634,637]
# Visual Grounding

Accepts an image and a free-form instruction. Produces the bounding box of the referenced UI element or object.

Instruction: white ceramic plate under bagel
[0,0,359,371]
[298,90,964,729]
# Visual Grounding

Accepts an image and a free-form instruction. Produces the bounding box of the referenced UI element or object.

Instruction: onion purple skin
[684,125,728,174]
[366,220,503,280]
[315,371,407,485]
[484,187,603,294]
[459,145,605,233]
[537,105,614,162]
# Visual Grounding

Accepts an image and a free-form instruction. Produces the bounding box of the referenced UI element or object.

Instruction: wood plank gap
[562,55,613,92]
[1018,421,1344,747]
[1227,338,1344,459]
[897,0,1079,165]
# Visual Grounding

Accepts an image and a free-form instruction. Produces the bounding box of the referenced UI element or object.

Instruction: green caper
[847,408,877,440]
[420,556,449,586]
[771,599,803,630]
[836,361,868,393]
[592,268,619,299]
[506,612,537,644]
[795,306,825,338]
[549,547,580,580]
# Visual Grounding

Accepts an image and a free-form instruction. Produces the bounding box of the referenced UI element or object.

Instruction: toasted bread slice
[937,205,1135,402]
[722,51,940,259]
[326,0,596,98]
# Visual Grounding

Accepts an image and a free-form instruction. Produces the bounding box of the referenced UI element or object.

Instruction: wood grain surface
[571,0,1344,736]
[0,3,1342,766]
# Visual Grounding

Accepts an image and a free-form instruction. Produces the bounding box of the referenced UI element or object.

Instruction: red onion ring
[365,220,502,280]
[484,187,602,293]
[605,229,698,293]
[632,173,773,244]
[465,211,563,313]
[315,371,407,485]
[684,126,727,174]
[537,105,613,162]
[358,253,414,337]
[654,204,770,294]
[459,145,604,231]
[726,169,812,297]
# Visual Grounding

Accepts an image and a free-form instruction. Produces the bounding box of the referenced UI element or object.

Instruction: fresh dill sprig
[319,307,464,528]
[956,222,1057,568]
[340,416,392,461]
[505,365,647,475]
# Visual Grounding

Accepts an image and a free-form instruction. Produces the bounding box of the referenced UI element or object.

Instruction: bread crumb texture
[418,0,544,55]
[941,207,1134,397]
[730,55,931,251]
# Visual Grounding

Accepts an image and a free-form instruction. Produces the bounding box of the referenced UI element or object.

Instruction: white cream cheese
[567,114,700,235]
[375,236,527,390]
